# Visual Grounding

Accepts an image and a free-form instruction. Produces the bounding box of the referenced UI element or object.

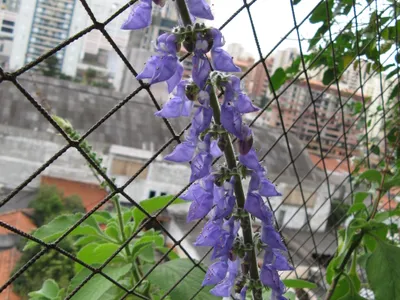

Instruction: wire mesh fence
[0,0,399,299]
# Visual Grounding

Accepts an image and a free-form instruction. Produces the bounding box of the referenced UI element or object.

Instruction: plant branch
[175,0,192,26]
[209,85,262,300]
[324,165,388,300]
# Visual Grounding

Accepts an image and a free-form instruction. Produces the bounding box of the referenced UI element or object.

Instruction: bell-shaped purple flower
[192,54,211,89]
[220,102,243,138]
[194,219,223,246]
[213,179,236,220]
[210,259,239,297]
[240,286,248,300]
[190,151,213,182]
[239,149,263,172]
[238,125,253,155]
[164,131,197,162]
[261,225,287,251]
[186,0,214,20]
[212,218,240,259]
[260,265,285,295]
[244,192,273,224]
[211,47,241,72]
[166,64,184,93]
[202,259,228,286]
[155,80,193,118]
[263,248,292,271]
[121,0,152,30]
[249,170,281,197]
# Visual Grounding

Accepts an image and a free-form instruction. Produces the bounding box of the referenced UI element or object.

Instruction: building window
[160,192,167,196]
[2,20,14,26]
[1,27,13,33]
[277,210,286,227]
[110,158,148,179]
[149,190,156,198]
[283,187,317,208]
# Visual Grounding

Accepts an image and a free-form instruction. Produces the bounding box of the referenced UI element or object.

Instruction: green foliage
[28,185,84,226]
[366,239,400,300]
[281,279,317,289]
[146,259,218,300]
[327,200,350,229]
[13,239,75,299]
[28,279,64,300]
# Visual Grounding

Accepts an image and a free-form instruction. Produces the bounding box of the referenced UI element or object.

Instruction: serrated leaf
[147,259,218,300]
[366,240,400,300]
[155,246,180,260]
[67,264,131,299]
[282,279,317,289]
[75,243,122,273]
[132,195,185,228]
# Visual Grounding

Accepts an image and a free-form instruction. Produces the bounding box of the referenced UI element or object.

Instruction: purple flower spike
[244,192,273,224]
[210,259,239,297]
[164,140,196,162]
[186,0,214,20]
[155,81,193,118]
[212,218,240,259]
[211,48,241,72]
[166,64,184,93]
[213,179,235,219]
[121,0,152,30]
[259,177,281,197]
[220,102,243,138]
[190,151,213,182]
[210,28,225,48]
[237,93,259,113]
[261,225,287,251]
[202,259,228,286]
[187,191,213,222]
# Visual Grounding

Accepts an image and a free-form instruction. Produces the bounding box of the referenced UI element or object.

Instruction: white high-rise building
[0,1,19,69]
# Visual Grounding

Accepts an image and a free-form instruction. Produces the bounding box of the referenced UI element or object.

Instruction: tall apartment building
[247,57,274,101]
[10,0,77,71]
[266,79,363,159]
[0,0,20,68]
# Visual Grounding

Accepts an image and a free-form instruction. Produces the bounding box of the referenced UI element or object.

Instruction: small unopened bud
[186,24,193,32]
[194,23,201,30]
[239,133,253,155]
[185,82,199,101]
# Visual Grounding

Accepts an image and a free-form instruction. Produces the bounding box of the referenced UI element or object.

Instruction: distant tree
[12,239,76,299]
[28,185,85,226]
[85,68,97,85]
[40,55,60,78]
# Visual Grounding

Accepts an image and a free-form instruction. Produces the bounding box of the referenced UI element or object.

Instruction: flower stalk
[209,85,262,299]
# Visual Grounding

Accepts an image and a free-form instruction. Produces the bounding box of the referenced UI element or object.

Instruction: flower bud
[217,136,227,152]
[185,82,199,101]
[239,133,253,155]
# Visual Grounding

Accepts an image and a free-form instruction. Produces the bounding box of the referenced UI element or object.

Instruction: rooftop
[0,210,36,235]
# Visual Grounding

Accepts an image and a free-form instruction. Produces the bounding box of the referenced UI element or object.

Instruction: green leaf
[155,247,180,260]
[293,0,301,4]
[147,259,218,300]
[366,240,400,300]
[281,279,317,289]
[310,0,333,24]
[269,68,287,91]
[374,207,400,223]
[389,85,399,100]
[132,195,185,228]
[322,69,335,85]
[358,169,382,184]
[67,264,131,299]
[105,223,120,242]
[75,243,122,273]
[330,276,350,300]
[74,235,100,247]
[92,211,113,224]
[354,192,370,204]
[396,53,400,64]
[347,203,366,214]
[380,42,393,54]
[28,279,60,299]
[370,144,380,155]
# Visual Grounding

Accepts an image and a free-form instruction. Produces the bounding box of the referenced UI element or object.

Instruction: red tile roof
[41,176,108,211]
[309,154,352,173]
[0,210,36,235]
[0,248,21,300]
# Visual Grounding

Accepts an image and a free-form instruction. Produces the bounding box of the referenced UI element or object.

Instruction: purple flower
[164,130,197,162]
[202,259,228,286]
[212,217,240,259]
[260,265,285,295]
[190,151,213,182]
[244,192,273,224]
[155,81,193,118]
[121,0,152,30]
[186,0,214,20]
[213,179,236,219]
[240,286,248,300]
[239,148,263,172]
[263,248,292,271]
[136,33,182,89]
[261,225,287,251]
[220,102,243,138]
[192,54,211,89]
[209,29,241,72]
[249,170,281,197]
[238,125,253,155]
[210,259,239,297]
[194,219,223,246]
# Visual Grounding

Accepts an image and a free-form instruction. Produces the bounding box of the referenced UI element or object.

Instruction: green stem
[175,0,192,26]
[209,85,262,300]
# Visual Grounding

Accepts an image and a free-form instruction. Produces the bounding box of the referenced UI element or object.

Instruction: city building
[0,0,20,69]
[266,79,364,159]
[247,56,274,101]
